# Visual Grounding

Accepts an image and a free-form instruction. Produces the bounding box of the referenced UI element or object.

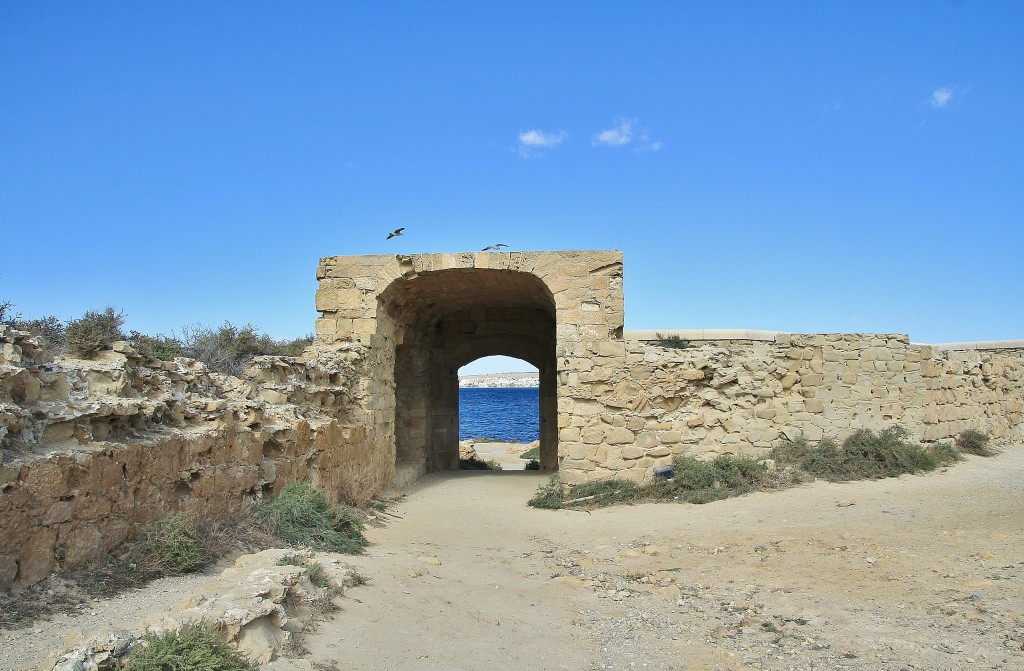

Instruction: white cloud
[929,87,955,108]
[639,138,664,152]
[594,119,634,146]
[594,117,663,152]
[516,129,567,157]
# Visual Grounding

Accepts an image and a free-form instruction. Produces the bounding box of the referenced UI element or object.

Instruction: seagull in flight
[481,243,508,251]
[386,227,405,240]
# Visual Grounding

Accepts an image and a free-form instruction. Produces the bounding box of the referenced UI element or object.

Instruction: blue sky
[2,2,1022,376]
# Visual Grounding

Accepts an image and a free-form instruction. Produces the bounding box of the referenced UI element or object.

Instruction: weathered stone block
[18,528,57,587]
[621,446,644,460]
[607,427,635,444]
[0,554,17,590]
[23,462,66,500]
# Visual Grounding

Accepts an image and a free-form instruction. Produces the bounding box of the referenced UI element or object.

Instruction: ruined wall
[555,331,1024,483]
[0,326,388,590]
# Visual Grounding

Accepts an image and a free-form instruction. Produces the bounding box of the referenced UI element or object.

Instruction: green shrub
[955,429,994,456]
[65,307,125,358]
[256,482,366,554]
[276,553,332,589]
[772,426,960,482]
[140,514,214,575]
[529,455,766,510]
[519,445,540,460]
[276,334,315,356]
[459,455,501,470]
[654,332,692,349]
[305,562,331,588]
[128,330,183,361]
[21,315,66,347]
[929,441,961,464]
[531,427,971,512]
[528,475,565,509]
[654,454,768,503]
[524,459,541,470]
[0,299,65,348]
[123,622,258,671]
[567,477,642,503]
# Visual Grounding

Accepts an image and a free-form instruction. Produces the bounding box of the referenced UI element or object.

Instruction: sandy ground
[471,440,537,470]
[3,445,1023,671]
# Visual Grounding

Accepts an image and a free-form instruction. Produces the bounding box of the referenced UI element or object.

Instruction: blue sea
[459,387,539,443]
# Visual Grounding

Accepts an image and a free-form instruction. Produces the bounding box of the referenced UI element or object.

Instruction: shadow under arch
[376,267,558,486]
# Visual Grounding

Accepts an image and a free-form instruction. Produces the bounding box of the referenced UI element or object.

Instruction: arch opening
[459,357,540,470]
[376,268,558,484]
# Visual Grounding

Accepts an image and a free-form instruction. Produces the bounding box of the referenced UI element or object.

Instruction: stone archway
[377,268,557,484]
[314,250,625,489]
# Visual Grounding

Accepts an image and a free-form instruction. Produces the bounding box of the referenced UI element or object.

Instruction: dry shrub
[65,307,125,358]
[77,502,275,599]
[188,499,277,559]
[771,426,959,482]
[955,429,995,456]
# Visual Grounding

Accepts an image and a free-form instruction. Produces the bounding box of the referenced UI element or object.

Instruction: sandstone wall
[0,326,390,590]
[555,332,1024,483]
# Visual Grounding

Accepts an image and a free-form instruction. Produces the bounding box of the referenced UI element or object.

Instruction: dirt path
[277,448,1024,671]
[4,448,1023,671]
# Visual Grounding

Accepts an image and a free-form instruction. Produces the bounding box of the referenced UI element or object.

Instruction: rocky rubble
[0,325,383,590]
[45,548,355,670]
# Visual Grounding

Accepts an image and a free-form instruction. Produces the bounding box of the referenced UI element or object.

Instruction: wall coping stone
[926,340,1024,351]
[626,330,1023,351]
[625,329,780,342]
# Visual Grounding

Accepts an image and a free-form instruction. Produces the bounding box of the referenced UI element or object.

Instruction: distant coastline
[459,372,539,388]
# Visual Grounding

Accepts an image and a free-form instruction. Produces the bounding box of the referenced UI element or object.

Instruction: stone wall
[0,326,391,590]
[311,251,1024,489]
[555,331,1024,483]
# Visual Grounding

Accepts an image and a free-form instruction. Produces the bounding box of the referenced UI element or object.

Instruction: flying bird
[386,227,405,239]
[481,243,508,251]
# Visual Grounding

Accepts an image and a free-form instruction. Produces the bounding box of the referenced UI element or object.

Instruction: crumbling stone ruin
[2,249,1022,590]
[0,325,386,590]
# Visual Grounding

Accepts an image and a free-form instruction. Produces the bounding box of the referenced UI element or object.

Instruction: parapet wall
[555,331,1024,483]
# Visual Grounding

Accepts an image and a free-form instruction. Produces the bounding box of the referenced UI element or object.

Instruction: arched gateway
[314,251,624,487]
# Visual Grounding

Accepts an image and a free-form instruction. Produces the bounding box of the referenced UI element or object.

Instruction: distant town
[458,372,539,388]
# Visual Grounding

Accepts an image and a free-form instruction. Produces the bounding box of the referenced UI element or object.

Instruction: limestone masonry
[2,249,1022,590]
